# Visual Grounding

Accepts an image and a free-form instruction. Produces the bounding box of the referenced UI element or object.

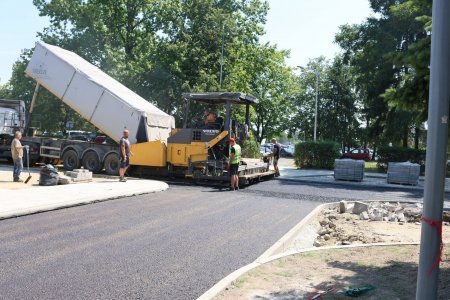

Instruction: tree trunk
[414,126,420,149]
[403,125,408,148]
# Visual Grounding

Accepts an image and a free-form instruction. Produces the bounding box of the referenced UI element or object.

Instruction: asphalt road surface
[0,179,445,300]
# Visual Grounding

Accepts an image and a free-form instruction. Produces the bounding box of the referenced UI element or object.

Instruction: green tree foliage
[226,44,296,143]
[291,56,361,149]
[4,0,293,142]
[335,0,431,149]
[377,145,426,172]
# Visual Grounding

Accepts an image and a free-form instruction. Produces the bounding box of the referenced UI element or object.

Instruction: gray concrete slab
[0,176,168,219]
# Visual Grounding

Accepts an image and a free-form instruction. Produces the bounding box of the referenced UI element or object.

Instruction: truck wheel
[82,151,102,173]
[23,156,37,167]
[104,153,120,176]
[62,149,80,171]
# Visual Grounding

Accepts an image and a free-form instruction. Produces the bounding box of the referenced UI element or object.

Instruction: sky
[0,0,374,84]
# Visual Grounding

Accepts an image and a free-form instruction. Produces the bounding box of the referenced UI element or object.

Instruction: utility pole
[416,0,450,298]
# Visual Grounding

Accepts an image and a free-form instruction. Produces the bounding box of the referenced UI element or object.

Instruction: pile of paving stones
[313,208,380,247]
[340,200,423,223]
[62,169,93,184]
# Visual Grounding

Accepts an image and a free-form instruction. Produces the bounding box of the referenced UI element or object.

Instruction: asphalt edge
[255,202,337,263]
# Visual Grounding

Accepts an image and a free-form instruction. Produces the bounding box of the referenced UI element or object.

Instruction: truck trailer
[20,41,274,185]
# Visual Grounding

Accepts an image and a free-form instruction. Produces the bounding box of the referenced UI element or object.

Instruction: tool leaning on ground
[24,145,32,184]
[344,285,377,297]
[306,285,376,299]
[306,287,336,299]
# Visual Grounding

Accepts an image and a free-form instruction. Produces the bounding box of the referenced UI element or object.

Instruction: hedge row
[376,146,426,171]
[294,141,340,169]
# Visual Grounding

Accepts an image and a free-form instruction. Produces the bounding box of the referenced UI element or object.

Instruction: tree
[335,0,431,149]
[290,56,361,149]
[225,43,296,143]
[321,56,362,149]
[4,0,294,141]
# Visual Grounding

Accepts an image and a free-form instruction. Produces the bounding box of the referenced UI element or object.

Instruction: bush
[377,146,426,171]
[242,137,261,159]
[294,141,340,169]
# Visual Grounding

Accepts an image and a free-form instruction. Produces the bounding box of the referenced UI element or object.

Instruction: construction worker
[228,137,241,190]
[271,138,281,177]
[11,131,25,182]
[119,129,133,182]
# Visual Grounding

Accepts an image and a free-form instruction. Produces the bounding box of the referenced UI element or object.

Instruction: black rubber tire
[104,153,120,176]
[23,156,37,167]
[62,149,80,171]
[82,151,103,173]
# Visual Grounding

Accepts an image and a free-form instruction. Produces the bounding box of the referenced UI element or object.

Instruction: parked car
[69,134,89,141]
[342,148,372,161]
[280,145,294,157]
[260,144,273,156]
[66,130,86,139]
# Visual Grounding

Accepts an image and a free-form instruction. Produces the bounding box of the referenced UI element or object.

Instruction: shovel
[24,145,32,184]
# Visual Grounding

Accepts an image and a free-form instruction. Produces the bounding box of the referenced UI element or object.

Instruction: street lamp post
[298,66,319,141]
[313,70,319,142]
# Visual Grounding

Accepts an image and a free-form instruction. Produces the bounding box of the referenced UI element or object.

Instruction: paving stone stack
[334,159,365,182]
[387,162,420,185]
[65,169,93,182]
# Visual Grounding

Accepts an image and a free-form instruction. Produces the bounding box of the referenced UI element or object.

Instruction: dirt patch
[214,203,450,300]
[215,245,449,299]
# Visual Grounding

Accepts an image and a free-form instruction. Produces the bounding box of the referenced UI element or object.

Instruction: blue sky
[0,0,373,84]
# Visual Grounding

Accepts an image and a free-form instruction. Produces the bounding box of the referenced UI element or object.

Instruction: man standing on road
[11,131,25,182]
[271,138,281,177]
[119,129,132,182]
[228,137,241,191]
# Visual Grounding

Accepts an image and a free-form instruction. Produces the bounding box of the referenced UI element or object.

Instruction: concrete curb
[0,181,169,220]
[255,202,337,262]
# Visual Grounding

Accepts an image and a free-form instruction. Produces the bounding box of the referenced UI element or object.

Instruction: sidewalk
[278,165,450,192]
[0,165,168,219]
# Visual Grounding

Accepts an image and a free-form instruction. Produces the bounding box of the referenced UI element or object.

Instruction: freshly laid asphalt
[0,183,320,300]
[1,161,449,299]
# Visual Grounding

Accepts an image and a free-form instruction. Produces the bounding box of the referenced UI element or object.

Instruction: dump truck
[21,41,274,185]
